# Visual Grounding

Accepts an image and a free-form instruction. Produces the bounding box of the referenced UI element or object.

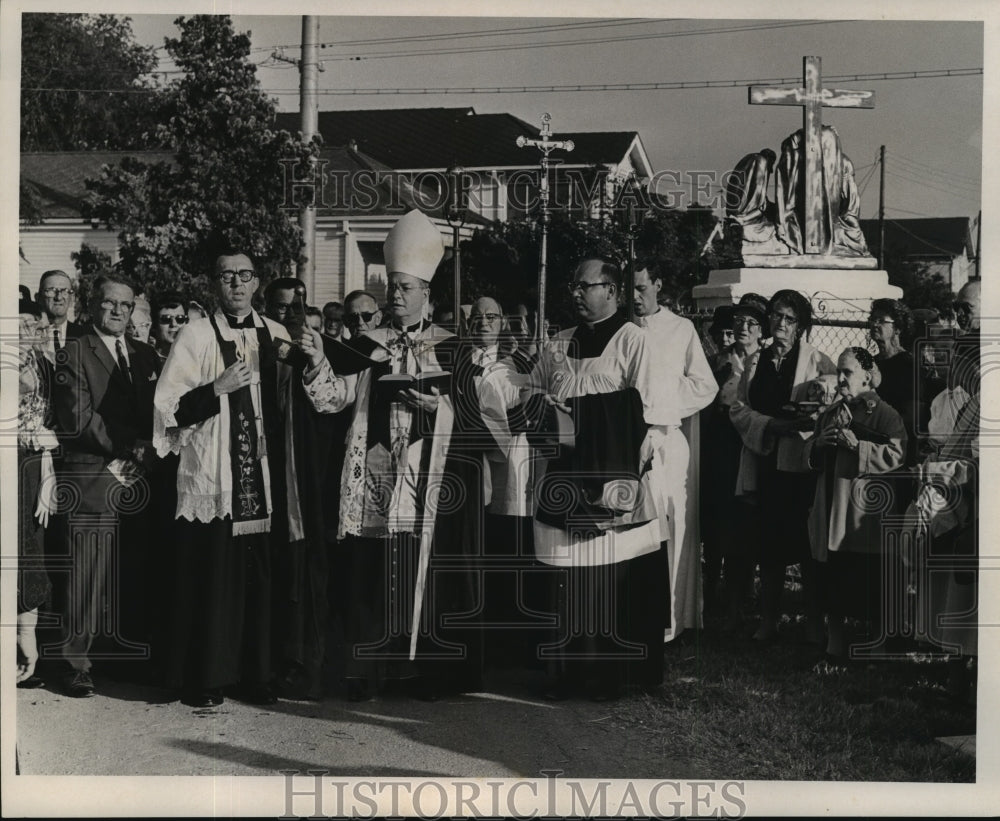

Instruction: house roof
[558,131,642,166]
[21,148,478,224]
[274,107,645,171]
[859,217,974,259]
[314,144,474,220]
[20,151,174,220]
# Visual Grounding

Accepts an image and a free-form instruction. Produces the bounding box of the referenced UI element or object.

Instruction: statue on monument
[718,124,872,264]
[776,125,869,257]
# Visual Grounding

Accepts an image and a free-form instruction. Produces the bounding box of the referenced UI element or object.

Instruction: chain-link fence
[683,302,876,364]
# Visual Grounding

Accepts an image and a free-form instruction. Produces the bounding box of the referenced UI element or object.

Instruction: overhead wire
[890,150,981,185]
[886,218,968,256]
[240,18,831,55]
[888,154,980,189]
[252,67,985,96]
[885,168,980,199]
[308,21,849,62]
[885,205,936,217]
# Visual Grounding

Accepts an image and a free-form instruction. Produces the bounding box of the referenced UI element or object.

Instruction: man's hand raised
[214,361,252,396]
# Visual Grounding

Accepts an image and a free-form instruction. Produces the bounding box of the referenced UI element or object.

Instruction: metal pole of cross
[516,113,574,344]
[446,165,468,336]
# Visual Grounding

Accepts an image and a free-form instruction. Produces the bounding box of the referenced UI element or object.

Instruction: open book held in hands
[377,370,451,396]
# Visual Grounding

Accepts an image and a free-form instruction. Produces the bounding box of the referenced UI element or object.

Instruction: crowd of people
[699,281,980,692]
[15,209,980,708]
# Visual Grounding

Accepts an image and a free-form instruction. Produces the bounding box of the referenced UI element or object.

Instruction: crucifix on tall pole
[446,165,468,336]
[750,56,874,254]
[516,113,574,343]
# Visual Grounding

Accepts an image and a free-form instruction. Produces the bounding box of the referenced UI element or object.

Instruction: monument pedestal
[692,267,902,312]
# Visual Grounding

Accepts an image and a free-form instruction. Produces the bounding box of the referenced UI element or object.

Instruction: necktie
[115,338,132,384]
[53,328,62,351]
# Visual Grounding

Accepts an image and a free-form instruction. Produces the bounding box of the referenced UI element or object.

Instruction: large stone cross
[750,56,874,254]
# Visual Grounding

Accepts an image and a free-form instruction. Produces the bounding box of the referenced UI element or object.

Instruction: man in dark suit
[35,270,87,646]
[51,274,161,697]
[35,269,85,364]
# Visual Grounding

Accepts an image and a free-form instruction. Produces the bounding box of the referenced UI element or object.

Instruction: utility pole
[878,144,886,269]
[975,209,982,279]
[297,16,319,295]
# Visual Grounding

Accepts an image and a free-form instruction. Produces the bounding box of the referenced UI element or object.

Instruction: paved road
[16,670,685,778]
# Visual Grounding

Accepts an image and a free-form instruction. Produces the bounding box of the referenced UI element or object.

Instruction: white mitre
[384,210,445,283]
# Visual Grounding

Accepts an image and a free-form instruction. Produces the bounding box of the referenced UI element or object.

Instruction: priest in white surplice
[524,259,672,701]
[631,262,718,641]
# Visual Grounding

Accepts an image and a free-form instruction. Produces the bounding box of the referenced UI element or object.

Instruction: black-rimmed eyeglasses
[217,269,256,285]
[568,281,612,294]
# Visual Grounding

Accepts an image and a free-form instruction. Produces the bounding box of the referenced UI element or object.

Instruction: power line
[886,218,970,256]
[313,18,667,49]
[310,20,845,62]
[857,160,880,198]
[23,66,983,97]
[887,168,980,197]
[889,151,981,186]
[886,205,937,217]
[151,18,661,52]
[885,168,980,199]
[262,67,985,95]
[243,18,829,55]
[235,18,664,52]
[889,163,981,192]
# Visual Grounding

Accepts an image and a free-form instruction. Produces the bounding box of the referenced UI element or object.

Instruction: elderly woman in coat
[804,347,906,661]
[730,289,836,642]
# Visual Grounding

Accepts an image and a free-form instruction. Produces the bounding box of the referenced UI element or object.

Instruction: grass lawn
[609,616,975,782]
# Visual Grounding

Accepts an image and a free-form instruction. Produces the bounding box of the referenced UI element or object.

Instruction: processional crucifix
[750,56,874,254]
[516,113,574,342]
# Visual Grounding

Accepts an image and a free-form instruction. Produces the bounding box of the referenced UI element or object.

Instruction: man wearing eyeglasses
[342,290,382,339]
[35,269,85,363]
[333,210,484,702]
[631,261,717,643]
[50,274,162,698]
[150,292,189,363]
[152,248,348,708]
[522,258,673,700]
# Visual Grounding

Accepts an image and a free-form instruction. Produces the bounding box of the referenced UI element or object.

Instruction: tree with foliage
[634,204,719,311]
[69,243,116,321]
[445,203,719,330]
[21,13,158,151]
[84,15,316,309]
[880,236,957,314]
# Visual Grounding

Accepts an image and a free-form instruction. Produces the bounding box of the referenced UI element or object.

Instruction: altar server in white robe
[631,261,718,641]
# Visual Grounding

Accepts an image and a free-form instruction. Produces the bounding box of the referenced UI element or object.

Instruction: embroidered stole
[209,313,275,535]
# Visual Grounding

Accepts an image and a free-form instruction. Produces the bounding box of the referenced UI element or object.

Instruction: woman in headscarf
[731,289,836,642]
[805,347,906,661]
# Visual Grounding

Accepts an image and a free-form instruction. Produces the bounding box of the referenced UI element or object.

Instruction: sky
[123,13,984,223]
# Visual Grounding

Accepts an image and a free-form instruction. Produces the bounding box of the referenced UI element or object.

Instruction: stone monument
[694,56,902,310]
